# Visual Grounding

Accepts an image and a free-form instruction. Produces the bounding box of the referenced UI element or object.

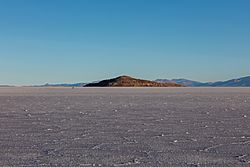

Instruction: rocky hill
[85,76,183,87]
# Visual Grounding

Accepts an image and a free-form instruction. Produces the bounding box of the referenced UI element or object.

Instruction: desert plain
[0,87,249,167]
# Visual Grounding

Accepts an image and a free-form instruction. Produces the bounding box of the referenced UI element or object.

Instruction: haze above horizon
[0,0,249,85]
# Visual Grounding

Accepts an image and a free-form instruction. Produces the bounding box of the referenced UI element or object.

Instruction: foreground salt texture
[0,87,249,167]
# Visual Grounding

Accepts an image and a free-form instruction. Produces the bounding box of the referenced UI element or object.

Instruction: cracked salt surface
[0,87,250,167]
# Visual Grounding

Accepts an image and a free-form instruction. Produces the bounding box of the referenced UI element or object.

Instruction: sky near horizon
[0,0,250,85]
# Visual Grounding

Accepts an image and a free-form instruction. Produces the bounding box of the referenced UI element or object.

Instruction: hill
[85,76,183,87]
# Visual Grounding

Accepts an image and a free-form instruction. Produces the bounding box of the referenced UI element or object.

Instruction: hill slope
[85,76,183,87]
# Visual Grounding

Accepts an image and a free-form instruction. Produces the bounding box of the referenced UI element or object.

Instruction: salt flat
[0,87,250,167]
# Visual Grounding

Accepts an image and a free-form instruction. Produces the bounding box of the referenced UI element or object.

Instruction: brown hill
[84,76,183,87]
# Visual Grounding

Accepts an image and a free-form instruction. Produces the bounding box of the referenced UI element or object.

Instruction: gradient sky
[0,0,249,85]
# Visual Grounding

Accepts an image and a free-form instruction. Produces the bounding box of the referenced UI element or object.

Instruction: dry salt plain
[0,87,250,167]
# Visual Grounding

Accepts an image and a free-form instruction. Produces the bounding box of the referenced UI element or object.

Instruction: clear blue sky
[0,0,249,85]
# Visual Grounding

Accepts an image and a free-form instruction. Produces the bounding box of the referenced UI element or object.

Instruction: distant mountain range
[156,76,250,87]
[156,79,203,87]
[32,76,250,87]
[85,76,182,87]
[0,85,14,87]
[37,83,87,87]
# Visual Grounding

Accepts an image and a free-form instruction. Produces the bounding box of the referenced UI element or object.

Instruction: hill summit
[84,75,183,87]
